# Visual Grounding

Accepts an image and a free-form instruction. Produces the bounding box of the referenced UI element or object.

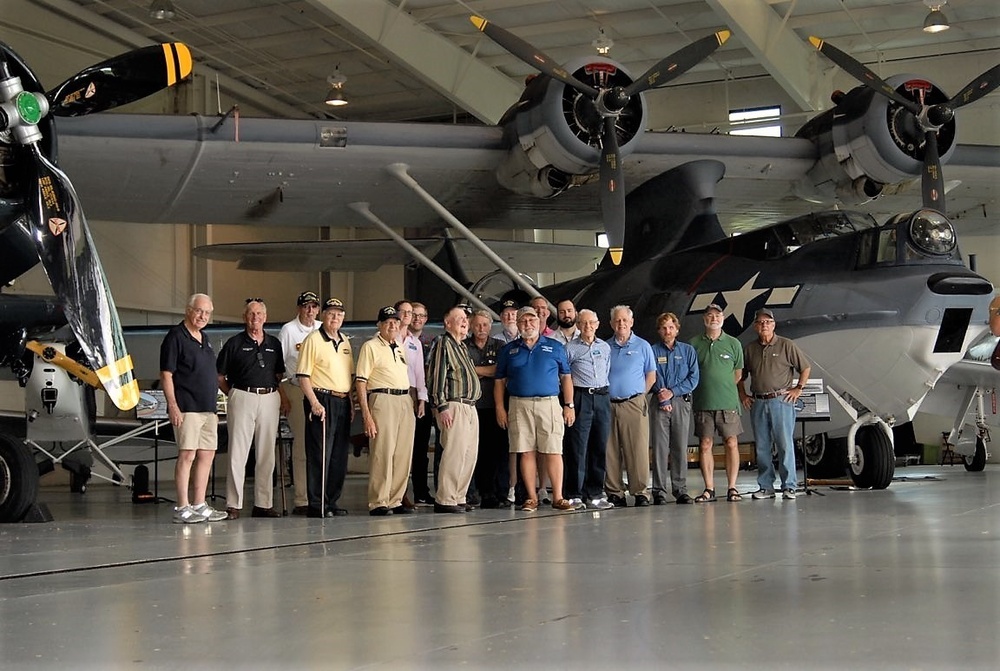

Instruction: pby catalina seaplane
[0,41,192,522]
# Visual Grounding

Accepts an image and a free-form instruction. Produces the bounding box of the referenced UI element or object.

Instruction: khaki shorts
[694,409,743,440]
[508,396,564,455]
[176,412,219,451]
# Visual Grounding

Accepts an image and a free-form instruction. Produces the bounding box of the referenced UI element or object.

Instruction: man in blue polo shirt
[605,305,656,507]
[495,306,576,512]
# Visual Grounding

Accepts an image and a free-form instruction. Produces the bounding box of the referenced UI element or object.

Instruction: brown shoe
[551,499,575,511]
[251,506,281,518]
[226,507,240,520]
[291,505,310,516]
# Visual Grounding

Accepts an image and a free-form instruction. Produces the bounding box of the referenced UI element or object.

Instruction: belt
[511,396,556,401]
[234,386,276,394]
[753,388,789,400]
[611,392,641,404]
[369,388,409,396]
[447,398,477,406]
[574,386,609,395]
[314,387,349,398]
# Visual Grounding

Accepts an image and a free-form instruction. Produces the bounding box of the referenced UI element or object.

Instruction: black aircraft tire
[849,425,895,490]
[0,433,39,523]
[804,433,848,478]
[964,437,987,472]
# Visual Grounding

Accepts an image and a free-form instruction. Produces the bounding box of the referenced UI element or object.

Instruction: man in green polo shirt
[690,304,744,503]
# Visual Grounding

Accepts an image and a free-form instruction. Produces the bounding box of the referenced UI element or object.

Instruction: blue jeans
[751,397,797,491]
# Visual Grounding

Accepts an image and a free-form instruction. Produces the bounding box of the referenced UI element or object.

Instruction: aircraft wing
[192,238,604,274]
[55,114,999,235]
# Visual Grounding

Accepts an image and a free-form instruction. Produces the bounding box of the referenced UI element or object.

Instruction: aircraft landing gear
[964,436,988,472]
[0,433,40,523]
[848,423,895,489]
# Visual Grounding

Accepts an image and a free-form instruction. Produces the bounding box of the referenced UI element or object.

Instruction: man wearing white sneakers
[161,293,228,523]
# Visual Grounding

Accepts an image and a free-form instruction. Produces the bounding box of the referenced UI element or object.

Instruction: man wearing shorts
[494,306,576,512]
[690,304,744,503]
[160,293,228,523]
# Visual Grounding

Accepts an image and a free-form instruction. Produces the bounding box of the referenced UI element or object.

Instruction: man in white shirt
[278,291,321,515]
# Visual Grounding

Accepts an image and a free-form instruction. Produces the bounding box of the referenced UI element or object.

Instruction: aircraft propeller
[810,37,1000,214]
[0,43,192,410]
[471,16,730,265]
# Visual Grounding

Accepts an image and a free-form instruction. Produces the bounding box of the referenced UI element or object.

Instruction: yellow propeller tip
[717,30,732,44]
[610,248,623,265]
[470,16,487,31]
[808,36,823,49]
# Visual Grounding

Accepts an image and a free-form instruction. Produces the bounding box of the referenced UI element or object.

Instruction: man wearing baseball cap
[297,297,355,517]
[356,306,414,516]
[278,291,321,514]
[739,308,811,500]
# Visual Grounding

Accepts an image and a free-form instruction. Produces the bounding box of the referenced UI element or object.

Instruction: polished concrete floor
[1,464,999,670]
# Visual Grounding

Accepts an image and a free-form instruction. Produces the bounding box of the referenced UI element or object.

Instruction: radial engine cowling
[494,55,648,199]
[795,74,957,206]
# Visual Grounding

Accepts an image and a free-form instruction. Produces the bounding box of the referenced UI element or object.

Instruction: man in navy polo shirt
[494,307,576,512]
[605,305,656,507]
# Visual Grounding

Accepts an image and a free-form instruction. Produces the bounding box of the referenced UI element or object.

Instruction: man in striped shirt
[427,306,482,513]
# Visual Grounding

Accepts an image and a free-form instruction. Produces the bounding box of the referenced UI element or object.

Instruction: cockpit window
[876,228,897,263]
[723,211,877,261]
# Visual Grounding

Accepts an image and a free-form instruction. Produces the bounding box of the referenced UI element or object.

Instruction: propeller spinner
[810,37,1000,214]
[0,43,193,410]
[472,16,730,265]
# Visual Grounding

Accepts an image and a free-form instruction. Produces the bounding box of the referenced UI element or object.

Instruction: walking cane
[278,421,288,516]
[320,410,327,520]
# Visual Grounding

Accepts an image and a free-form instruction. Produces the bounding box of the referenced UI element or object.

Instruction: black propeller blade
[46,43,193,117]
[0,43,193,409]
[472,15,730,264]
[811,37,1000,214]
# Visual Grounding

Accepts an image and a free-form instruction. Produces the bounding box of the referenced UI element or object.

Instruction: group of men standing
[161,289,811,525]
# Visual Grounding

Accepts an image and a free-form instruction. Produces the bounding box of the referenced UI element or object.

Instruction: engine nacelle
[495,55,647,199]
[794,74,957,206]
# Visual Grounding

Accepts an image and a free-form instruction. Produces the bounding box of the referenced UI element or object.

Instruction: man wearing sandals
[739,308,811,500]
[691,304,744,503]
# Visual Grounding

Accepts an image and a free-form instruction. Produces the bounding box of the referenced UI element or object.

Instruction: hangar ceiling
[11,0,1000,129]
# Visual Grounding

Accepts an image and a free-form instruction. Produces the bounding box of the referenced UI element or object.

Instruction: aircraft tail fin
[611,159,726,267]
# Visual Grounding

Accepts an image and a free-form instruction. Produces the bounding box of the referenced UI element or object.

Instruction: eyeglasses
[412,312,428,319]
[255,351,265,368]
[756,319,775,325]
[245,297,265,305]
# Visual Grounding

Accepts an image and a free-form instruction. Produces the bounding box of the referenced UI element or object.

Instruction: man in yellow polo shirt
[356,306,414,516]
[297,298,355,518]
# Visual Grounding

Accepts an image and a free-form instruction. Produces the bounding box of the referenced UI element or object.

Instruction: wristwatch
[564,402,574,409]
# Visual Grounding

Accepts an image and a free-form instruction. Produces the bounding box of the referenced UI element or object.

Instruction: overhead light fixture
[922,1,950,33]
[149,0,176,20]
[325,68,348,107]
[592,28,613,55]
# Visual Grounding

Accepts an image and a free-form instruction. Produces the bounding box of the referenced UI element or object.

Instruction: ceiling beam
[705,0,827,111]
[307,0,522,125]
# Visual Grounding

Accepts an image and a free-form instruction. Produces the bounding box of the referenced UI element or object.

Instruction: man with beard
[495,307,576,512]
[551,299,580,345]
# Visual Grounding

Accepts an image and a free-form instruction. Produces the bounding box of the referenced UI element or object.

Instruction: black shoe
[466,493,481,507]
[634,495,651,507]
[413,496,435,507]
[327,507,349,517]
[434,503,465,514]
[479,496,500,509]
[292,505,310,516]
[251,506,281,518]
[369,506,392,516]
[306,507,324,518]
[653,494,669,506]
[676,493,694,504]
[607,494,627,508]
[390,505,414,515]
